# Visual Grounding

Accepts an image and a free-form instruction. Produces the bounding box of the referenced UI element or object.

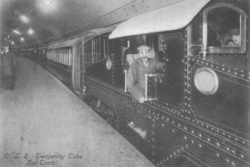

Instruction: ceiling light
[20,37,25,42]
[44,0,52,5]
[28,28,34,35]
[20,15,29,23]
[39,0,58,14]
[13,30,21,35]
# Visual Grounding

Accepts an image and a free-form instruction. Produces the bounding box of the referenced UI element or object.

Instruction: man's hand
[139,97,145,103]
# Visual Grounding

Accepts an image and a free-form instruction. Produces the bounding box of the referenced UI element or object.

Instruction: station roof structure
[0,0,204,47]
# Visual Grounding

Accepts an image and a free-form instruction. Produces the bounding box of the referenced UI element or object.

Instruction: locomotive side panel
[189,0,250,139]
[187,0,250,166]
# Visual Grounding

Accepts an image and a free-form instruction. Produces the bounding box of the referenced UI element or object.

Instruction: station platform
[0,57,154,167]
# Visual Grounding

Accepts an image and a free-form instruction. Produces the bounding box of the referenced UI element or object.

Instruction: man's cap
[229,28,240,35]
[137,45,150,51]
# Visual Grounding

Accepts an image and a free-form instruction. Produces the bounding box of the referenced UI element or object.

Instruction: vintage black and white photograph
[0,0,249,166]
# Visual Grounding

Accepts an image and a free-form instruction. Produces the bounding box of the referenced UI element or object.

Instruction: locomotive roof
[109,0,210,39]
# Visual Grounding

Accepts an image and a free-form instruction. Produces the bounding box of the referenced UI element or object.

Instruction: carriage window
[101,34,113,57]
[204,3,246,54]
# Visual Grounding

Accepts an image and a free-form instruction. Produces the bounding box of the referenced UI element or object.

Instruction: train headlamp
[194,67,219,95]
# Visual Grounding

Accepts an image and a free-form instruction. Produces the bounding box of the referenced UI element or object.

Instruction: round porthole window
[106,58,112,70]
[194,67,219,95]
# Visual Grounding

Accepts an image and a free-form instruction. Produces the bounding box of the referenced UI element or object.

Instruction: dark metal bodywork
[84,0,250,166]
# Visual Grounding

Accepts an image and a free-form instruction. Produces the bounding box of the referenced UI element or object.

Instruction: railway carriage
[44,0,250,166]
[46,27,115,95]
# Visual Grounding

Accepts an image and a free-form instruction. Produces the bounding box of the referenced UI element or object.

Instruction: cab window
[203,3,246,54]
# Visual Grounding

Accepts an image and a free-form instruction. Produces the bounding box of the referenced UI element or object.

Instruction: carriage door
[72,40,83,95]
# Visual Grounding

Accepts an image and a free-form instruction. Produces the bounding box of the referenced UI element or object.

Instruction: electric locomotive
[83,0,250,166]
[44,0,250,166]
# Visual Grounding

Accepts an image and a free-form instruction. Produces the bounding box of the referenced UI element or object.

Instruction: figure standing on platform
[2,46,16,90]
[127,45,164,103]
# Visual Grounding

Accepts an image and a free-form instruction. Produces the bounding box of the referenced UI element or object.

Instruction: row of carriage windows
[84,34,113,67]
[47,49,72,66]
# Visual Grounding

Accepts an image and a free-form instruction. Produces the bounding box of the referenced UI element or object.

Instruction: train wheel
[104,111,113,125]
[100,107,119,131]
[90,98,100,112]
[90,99,120,131]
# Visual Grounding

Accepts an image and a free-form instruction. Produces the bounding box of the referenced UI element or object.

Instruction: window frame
[203,3,246,54]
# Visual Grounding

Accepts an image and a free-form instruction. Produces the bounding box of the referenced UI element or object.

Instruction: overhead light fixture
[20,37,25,42]
[39,0,57,14]
[20,15,29,23]
[13,30,21,35]
[44,0,53,5]
[28,28,34,35]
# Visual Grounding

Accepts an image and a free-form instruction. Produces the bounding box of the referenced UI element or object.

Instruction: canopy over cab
[109,0,210,39]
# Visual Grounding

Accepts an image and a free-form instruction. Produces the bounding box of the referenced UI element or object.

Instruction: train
[18,0,250,166]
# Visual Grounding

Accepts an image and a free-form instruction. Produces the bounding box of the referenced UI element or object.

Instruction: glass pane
[207,7,240,47]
